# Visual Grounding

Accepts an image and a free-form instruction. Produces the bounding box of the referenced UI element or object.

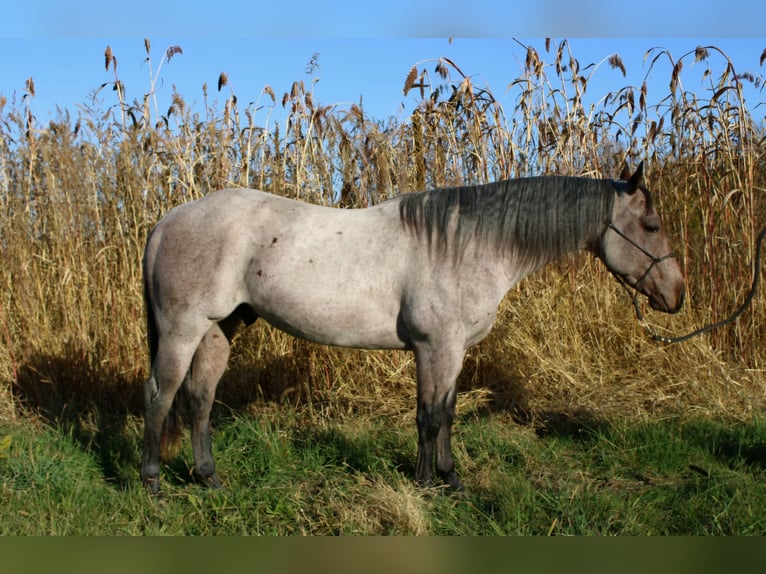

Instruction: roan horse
[140,162,684,494]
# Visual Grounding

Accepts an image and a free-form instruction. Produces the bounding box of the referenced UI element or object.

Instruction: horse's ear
[619,164,631,180]
[626,161,644,194]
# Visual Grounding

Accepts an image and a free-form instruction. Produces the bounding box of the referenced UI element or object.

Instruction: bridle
[602,175,765,345]
[605,221,678,293]
[607,218,766,345]
[603,220,680,342]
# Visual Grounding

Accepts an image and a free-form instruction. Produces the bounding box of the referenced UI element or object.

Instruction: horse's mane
[398,176,615,267]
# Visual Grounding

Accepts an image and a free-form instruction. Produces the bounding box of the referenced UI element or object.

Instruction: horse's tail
[144,260,159,370]
[143,246,184,460]
[160,399,184,460]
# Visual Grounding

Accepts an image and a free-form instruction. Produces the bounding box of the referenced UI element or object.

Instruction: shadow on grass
[457,352,612,441]
[676,419,766,470]
[12,344,144,488]
[11,336,618,491]
[289,423,416,481]
[12,340,402,488]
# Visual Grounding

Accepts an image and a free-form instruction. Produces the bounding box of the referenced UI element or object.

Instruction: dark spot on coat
[271,237,278,246]
[256,269,263,277]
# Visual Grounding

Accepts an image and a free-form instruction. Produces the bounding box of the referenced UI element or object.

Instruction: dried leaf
[218,72,228,92]
[104,45,112,71]
[694,45,709,63]
[670,60,683,91]
[760,48,766,67]
[144,38,151,55]
[711,86,732,102]
[555,41,565,74]
[25,77,35,98]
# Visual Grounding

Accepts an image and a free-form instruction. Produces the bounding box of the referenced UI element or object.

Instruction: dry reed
[1,40,764,428]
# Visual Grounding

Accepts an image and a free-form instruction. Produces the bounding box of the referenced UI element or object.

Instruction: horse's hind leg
[141,336,201,495]
[185,317,239,489]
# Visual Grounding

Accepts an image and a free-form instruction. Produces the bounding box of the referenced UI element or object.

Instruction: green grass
[2,408,766,535]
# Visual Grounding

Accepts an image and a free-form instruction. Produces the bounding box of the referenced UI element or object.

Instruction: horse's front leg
[413,338,466,491]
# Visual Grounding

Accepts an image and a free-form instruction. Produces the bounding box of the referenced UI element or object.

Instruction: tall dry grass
[1,40,764,428]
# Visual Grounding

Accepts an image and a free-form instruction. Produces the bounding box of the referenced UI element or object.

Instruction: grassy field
[1,40,765,534]
[3,406,766,535]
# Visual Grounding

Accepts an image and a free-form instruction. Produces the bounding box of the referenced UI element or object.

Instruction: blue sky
[1,2,765,128]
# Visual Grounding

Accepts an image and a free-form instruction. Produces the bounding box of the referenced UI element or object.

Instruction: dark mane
[398,176,615,267]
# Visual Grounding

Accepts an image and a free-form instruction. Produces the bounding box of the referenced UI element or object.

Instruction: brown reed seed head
[165,45,183,63]
[403,66,417,96]
[104,45,114,71]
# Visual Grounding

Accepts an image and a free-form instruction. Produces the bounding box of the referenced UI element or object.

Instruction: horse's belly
[243,230,410,349]
[256,301,407,350]
[246,267,407,349]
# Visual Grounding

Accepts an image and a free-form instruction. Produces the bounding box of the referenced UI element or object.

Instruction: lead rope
[622,226,766,344]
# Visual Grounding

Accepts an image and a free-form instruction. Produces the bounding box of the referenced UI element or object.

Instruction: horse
[140,162,684,494]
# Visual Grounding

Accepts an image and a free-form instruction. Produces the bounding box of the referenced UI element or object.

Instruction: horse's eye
[645,222,660,234]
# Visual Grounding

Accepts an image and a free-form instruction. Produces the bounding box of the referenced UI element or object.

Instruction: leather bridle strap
[606,222,678,291]
[609,222,766,345]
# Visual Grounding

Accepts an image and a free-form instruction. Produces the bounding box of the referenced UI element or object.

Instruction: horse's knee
[417,398,455,434]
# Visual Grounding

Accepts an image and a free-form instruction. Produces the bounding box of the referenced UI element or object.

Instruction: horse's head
[600,162,685,314]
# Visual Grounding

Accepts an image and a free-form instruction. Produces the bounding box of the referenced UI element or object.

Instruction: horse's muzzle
[649,286,685,314]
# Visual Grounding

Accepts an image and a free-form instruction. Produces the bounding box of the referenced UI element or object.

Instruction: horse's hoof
[143,476,162,497]
[448,479,465,494]
[447,479,466,495]
[440,471,465,493]
[196,472,224,490]
[204,475,224,489]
